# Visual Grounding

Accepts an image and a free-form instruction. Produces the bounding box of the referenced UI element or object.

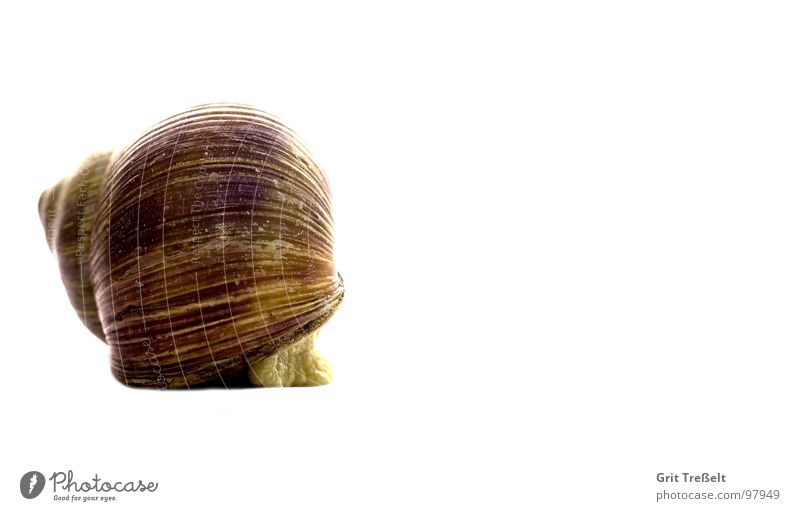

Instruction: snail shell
[39,104,344,389]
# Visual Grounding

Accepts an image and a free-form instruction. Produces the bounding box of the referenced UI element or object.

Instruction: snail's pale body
[39,104,343,389]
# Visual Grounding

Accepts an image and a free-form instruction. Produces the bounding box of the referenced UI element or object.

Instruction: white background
[1,1,799,509]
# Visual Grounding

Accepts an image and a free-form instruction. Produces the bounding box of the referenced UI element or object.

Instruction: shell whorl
[43,104,344,388]
[39,151,111,340]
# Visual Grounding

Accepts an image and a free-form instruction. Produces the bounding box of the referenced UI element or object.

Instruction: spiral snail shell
[38,104,344,389]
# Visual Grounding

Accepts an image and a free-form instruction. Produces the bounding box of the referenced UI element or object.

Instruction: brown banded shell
[38,103,344,389]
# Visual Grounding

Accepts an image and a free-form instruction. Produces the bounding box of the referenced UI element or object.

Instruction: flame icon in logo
[20,471,45,499]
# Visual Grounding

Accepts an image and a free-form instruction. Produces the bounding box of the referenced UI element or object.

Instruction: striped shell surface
[41,104,344,388]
